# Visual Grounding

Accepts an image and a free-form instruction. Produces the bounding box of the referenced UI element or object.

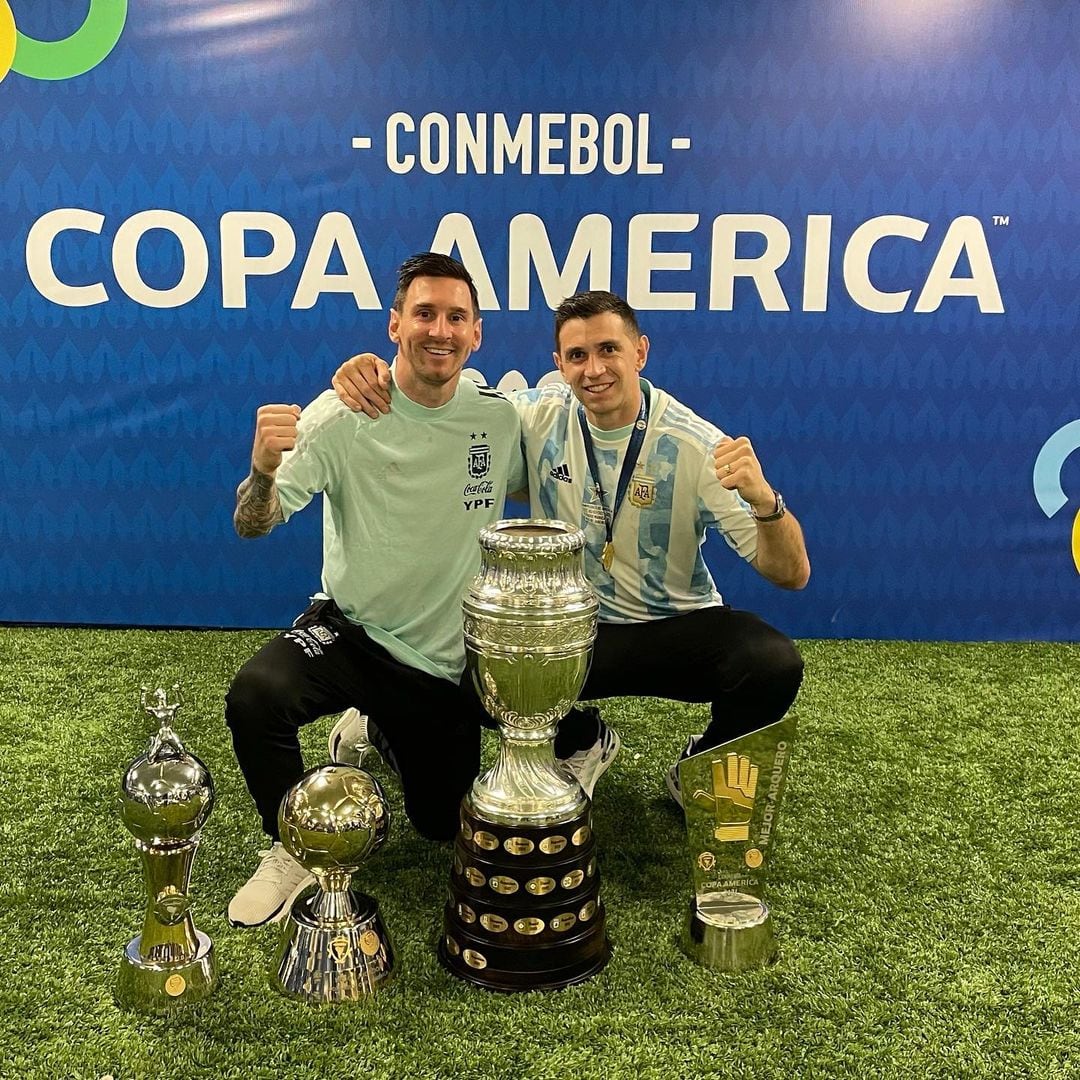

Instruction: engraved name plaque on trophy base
[678,715,796,972]
[439,520,611,991]
[441,802,610,991]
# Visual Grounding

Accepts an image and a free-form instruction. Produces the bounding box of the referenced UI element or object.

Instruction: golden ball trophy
[273,764,394,1002]
[678,715,796,971]
[440,519,611,991]
[117,686,218,1013]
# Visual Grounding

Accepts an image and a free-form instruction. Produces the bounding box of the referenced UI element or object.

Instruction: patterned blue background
[1,0,1077,638]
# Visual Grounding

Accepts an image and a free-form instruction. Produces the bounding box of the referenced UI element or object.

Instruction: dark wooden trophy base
[439,801,612,991]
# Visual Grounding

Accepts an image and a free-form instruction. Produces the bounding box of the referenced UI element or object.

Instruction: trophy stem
[311,880,361,923]
[136,839,199,963]
[469,722,586,825]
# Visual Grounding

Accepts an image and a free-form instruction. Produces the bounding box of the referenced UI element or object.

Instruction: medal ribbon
[577,381,651,571]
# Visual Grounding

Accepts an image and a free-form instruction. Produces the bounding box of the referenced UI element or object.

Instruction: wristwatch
[752,489,786,522]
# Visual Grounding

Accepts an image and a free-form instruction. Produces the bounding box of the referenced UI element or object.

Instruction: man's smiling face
[389,275,482,402]
[554,311,649,430]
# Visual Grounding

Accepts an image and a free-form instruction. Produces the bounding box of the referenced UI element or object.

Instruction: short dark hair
[553,290,641,351]
[392,252,480,317]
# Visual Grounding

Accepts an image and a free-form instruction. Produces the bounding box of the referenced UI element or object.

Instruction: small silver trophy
[441,519,611,992]
[678,716,796,971]
[117,687,218,1012]
[274,764,394,1002]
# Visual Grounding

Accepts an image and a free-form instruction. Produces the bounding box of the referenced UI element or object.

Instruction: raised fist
[251,404,301,475]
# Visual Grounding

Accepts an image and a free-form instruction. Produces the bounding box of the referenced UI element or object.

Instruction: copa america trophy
[274,764,394,1002]
[440,519,612,991]
[678,715,796,971]
[117,686,218,1013]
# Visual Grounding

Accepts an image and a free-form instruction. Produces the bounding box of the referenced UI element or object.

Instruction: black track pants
[225,599,487,843]
[555,606,804,755]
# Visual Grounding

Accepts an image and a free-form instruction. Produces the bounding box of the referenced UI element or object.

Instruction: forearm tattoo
[234,468,284,537]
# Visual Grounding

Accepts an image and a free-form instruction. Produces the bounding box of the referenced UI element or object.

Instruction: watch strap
[752,489,786,522]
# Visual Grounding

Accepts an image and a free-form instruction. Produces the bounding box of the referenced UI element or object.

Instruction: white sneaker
[227,842,314,928]
[665,734,703,809]
[562,721,621,799]
[328,708,371,766]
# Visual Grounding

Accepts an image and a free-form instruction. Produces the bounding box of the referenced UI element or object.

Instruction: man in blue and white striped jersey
[331,290,810,807]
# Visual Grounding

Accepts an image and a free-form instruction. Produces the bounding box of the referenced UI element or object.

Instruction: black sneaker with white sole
[561,720,621,799]
[665,734,704,809]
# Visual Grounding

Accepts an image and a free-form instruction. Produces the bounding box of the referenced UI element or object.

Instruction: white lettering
[384,112,662,177]
[844,214,928,314]
[457,114,486,175]
[429,213,500,310]
[508,214,612,310]
[386,112,415,175]
[628,214,698,310]
[602,114,634,175]
[915,215,1004,314]
[538,113,566,175]
[26,208,107,306]
[23,209,1005,315]
[569,114,599,175]
[292,212,381,309]
[710,214,791,311]
[493,113,533,175]
[635,113,663,175]
[113,210,208,308]
[220,211,296,309]
[802,214,832,312]
[418,113,450,175]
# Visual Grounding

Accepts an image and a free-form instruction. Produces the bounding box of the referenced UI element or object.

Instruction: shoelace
[256,846,303,883]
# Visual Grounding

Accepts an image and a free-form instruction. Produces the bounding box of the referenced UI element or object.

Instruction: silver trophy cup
[440,519,612,991]
[117,687,218,1013]
[274,764,394,1002]
[464,519,599,824]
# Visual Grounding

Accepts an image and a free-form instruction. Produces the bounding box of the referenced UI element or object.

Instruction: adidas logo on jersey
[549,463,572,483]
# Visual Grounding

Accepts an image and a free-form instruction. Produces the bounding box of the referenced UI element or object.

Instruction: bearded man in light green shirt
[224,253,526,929]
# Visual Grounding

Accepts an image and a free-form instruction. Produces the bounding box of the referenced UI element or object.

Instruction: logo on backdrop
[0,0,128,85]
[1033,421,1080,575]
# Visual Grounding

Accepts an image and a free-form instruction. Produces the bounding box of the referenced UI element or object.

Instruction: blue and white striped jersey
[513,380,758,623]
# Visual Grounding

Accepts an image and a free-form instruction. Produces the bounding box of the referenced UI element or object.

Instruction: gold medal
[601,541,614,571]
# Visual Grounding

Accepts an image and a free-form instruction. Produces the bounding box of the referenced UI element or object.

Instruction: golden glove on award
[679,717,796,971]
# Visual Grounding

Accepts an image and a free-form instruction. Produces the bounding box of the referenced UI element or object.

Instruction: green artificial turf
[0,629,1077,1079]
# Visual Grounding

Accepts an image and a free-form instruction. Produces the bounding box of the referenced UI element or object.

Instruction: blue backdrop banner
[1,0,1077,639]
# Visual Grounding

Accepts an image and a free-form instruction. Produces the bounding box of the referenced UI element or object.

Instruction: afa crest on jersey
[629,475,656,508]
[468,442,491,479]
